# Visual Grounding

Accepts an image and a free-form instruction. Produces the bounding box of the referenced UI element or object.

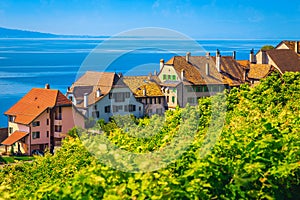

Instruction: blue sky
[0,0,299,39]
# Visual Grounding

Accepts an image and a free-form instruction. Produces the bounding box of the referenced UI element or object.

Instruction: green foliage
[261,45,275,51]
[0,72,300,199]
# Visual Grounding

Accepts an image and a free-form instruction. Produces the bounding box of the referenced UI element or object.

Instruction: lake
[0,38,280,127]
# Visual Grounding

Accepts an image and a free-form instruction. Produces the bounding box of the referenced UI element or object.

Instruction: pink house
[1,84,85,155]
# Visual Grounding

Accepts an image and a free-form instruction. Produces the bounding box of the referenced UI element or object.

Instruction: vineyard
[0,72,299,199]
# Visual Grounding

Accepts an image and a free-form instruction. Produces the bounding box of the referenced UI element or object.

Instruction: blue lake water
[0,38,280,127]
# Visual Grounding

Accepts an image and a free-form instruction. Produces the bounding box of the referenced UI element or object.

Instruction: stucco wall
[87,87,144,122]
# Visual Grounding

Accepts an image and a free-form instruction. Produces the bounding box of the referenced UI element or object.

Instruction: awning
[1,131,29,146]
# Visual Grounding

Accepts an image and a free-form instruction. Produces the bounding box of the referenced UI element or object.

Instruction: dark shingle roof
[267,49,300,73]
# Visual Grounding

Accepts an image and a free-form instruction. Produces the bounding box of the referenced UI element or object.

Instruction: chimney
[186,52,191,62]
[232,51,236,60]
[84,93,88,108]
[45,83,50,89]
[295,41,299,53]
[206,52,210,59]
[216,50,221,72]
[160,59,164,70]
[118,73,123,78]
[148,72,152,80]
[154,69,157,76]
[206,63,210,76]
[143,88,146,96]
[181,69,185,80]
[96,88,101,98]
[250,48,255,63]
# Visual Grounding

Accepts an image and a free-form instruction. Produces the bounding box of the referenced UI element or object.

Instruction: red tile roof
[5,88,71,125]
[1,131,28,146]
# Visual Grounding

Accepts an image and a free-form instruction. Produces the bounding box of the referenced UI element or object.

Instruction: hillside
[0,72,299,199]
[0,27,108,38]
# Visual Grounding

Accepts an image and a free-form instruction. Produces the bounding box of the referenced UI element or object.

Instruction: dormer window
[8,115,15,122]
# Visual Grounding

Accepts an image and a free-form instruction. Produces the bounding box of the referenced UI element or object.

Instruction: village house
[276,40,300,55]
[242,41,300,83]
[66,71,144,123]
[123,74,167,116]
[157,50,246,108]
[1,84,84,155]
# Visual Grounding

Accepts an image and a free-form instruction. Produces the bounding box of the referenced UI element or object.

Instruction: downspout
[29,125,31,155]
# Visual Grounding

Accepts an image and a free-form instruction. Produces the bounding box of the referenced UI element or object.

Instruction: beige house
[255,48,300,74]
[123,75,167,116]
[158,51,246,108]
[276,40,300,55]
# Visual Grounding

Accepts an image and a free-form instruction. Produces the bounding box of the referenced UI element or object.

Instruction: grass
[0,156,34,164]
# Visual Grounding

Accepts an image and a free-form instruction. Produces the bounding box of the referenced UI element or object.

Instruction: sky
[0,0,300,39]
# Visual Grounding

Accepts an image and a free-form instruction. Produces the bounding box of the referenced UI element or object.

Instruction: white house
[67,71,144,123]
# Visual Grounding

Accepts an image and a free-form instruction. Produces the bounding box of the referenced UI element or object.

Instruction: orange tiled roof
[248,64,273,80]
[123,75,163,97]
[5,88,71,125]
[237,60,250,69]
[1,131,29,145]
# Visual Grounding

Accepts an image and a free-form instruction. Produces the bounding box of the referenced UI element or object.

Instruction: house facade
[2,85,84,155]
[123,75,167,116]
[157,51,245,108]
[67,71,144,123]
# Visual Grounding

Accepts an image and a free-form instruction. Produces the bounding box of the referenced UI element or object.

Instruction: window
[168,75,171,80]
[149,98,152,104]
[55,107,62,120]
[69,96,73,101]
[139,106,141,111]
[187,97,196,104]
[109,93,113,99]
[32,121,40,127]
[129,104,136,112]
[46,119,49,125]
[173,88,177,93]
[94,105,97,110]
[172,96,175,103]
[32,131,40,139]
[8,116,14,122]
[172,75,176,80]
[124,105,129,112]
[113,105,123,112]
[194,86,201,92]
[158,97,162,104]
[55,125,62,132]
[163,74,167,80]
[104,106,110,113]
[125,92,130,98]
[9,127,13,134]
[92,111,100,118]
[202,85,209,92]
[47,131,49,138]
[148,109,153,114]
[113,92,125,102]
[166,96,169,102]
